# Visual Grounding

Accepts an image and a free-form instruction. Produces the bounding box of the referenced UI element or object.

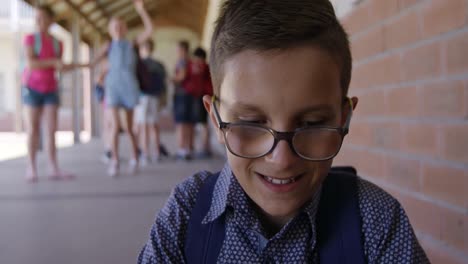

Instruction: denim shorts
[173,93,196,123]
[22,86,59,107]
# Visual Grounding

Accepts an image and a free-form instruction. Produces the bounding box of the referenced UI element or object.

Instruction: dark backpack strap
[184,172,226,264]
[317,169,366,264]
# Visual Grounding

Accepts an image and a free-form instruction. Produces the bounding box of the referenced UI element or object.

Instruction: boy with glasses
[138,0,429,263]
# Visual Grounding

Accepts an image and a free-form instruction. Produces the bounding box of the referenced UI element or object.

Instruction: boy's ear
[341,96,358,127]
[351,97,358,110]
[203,95,225,144]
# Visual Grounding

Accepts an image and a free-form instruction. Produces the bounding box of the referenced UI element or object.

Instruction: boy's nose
[264,140,298,169]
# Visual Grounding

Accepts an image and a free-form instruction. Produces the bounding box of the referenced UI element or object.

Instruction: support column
[91,38,101,137]
[71,15,81,144]
[82,44,92,138]
[11,0,22,133]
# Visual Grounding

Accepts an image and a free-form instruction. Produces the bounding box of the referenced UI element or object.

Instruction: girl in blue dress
[84,0,153,177]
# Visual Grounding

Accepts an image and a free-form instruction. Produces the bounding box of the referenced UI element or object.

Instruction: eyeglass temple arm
[211,95,225,129]
[343,97,354,134]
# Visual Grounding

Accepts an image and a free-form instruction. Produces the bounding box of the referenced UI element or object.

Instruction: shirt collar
[201,163,232,224]
[202,163,323,229]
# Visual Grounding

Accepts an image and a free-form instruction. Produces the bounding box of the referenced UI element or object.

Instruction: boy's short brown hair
[209,0,351,98]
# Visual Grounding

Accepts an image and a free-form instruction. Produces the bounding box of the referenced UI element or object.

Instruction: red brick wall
[334,0,468,263]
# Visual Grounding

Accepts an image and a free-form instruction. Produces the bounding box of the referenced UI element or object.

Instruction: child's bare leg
[123,109,139,161]
[43,104,74,180]
[109,107,121,163]
[153,123,161,157]
[142,124,150,156]
[188,123,195,154]
[176,123,185,153]
[25,105,42,181]
[201,124,211,153]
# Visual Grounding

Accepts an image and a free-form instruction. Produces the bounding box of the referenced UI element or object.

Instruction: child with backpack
[138,0,429,263]
[22,5,77,182]
[171,40,195,161]
[82,0,153,177]
[135,39,167,165]
[184,47,213,159]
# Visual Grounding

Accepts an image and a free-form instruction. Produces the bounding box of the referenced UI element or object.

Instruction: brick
[402,42,442,81]
[371,121,401,150]
[347,121,373,146]
[334,146,386,180]
[401,123,438,157]
[440,208,467,253]
[442,125,468,164]
[341,2,371,35]
[351,26,385,61]
[446,32,468,75]
[422,163,468,208]
[385,156,421,191]
[396,193,441,237]
[421,80,465,118]
[359,54,402,89]
[333,146,354,165]
[349,64,367,90]
[465,81,468,119]
[420,238,467,264]
[422,0,467,38]
[355,89,386,116]
[355,150,386,178]
[368,0,400,24]
[386,86,420,117]
[398,0,423,9]
[384,9,422,50]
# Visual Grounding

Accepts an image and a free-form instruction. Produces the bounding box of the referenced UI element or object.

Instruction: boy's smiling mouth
[256,172,305,189]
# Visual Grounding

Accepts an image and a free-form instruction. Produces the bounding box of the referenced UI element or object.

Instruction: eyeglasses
[211,95,353,161]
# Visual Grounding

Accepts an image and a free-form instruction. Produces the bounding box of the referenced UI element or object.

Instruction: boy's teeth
[263,175,296,185]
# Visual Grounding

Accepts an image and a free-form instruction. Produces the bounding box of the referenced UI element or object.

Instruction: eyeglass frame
[210,95,354,161]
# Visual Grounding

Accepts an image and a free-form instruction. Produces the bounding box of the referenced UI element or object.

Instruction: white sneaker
[139,154,149,167]
[128,159,139,175]
[107,161,119,177]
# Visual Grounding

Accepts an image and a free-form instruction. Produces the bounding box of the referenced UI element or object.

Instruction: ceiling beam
[106,1,134,15]
[61,0,106,37]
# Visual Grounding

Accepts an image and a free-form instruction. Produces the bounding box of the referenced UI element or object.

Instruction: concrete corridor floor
[0,133,225,264]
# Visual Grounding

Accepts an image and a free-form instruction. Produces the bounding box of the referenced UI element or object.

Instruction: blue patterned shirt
[138,164,429,263]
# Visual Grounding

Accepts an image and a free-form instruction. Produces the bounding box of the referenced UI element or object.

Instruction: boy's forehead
[219,46,342,108]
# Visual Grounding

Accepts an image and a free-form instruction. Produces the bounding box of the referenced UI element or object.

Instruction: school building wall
[333,0,468,263]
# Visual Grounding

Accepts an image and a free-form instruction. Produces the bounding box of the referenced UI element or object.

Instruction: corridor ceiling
[22,0,209,44]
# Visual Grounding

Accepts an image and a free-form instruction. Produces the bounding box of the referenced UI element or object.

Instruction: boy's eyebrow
[224,102,265,114]
[297,104,336,116]
[223,102,336,117]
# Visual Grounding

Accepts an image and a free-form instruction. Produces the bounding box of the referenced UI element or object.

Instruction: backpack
[184,166,366,264]
[184,60,212,97]
[143,59,166,96]
[33,32,61,57]
[134,45,152,93]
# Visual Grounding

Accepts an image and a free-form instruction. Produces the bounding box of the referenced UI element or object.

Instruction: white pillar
[71,15,81,144]
[10,0,19,32]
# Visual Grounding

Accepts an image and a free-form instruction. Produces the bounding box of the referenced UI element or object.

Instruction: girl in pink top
[23,5,75,182]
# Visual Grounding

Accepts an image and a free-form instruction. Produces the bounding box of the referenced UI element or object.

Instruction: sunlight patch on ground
[0,132,90,162]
